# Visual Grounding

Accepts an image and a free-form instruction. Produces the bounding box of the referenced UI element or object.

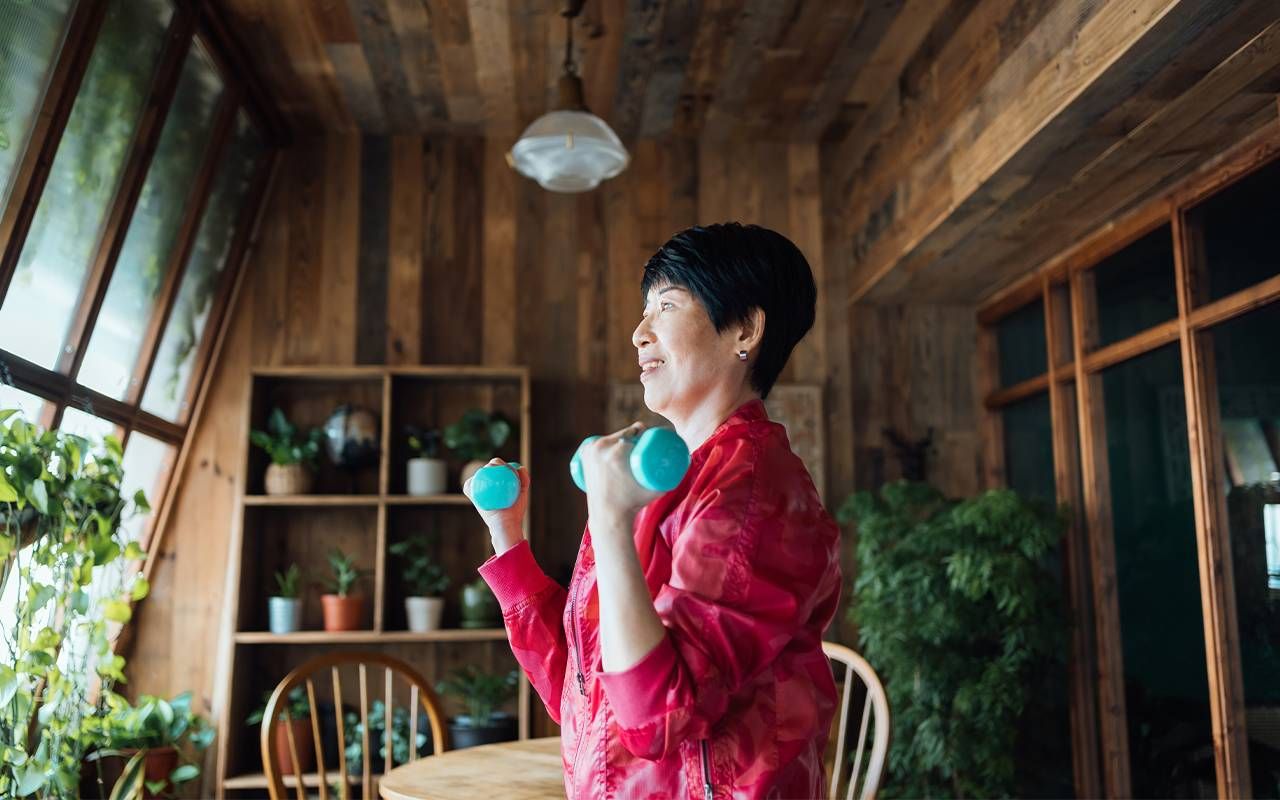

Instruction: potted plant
[389,535,449,632]
[443,409,512,488]
[320,547,366,631]
[84,690,214,799]
[250,407,326,495]
[435,667,519,749]
[343,699,433,774]
[268,563,304,634]
[1,410,151,799]
[246,687,313,777]
[460,576,500,629]
[404,426,446,496]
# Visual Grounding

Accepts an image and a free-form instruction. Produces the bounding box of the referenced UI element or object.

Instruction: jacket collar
[699,398,768,450]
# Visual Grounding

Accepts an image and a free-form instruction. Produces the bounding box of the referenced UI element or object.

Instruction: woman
[464,223,842,799]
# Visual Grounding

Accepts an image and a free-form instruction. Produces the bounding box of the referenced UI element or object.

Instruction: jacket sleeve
[477,540,568,724]
[597,434,832,761]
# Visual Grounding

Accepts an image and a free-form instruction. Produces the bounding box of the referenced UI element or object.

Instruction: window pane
[58,406,118,442]
[1102,344,1213,796]
[118,432,174,548]
[0,382,47,423]
[79,42,224,400]
[1209,302,1280,797]
[1191,158,1280,303]
[1092,225,1177,349]
[0,0,173,369]
[996,298,1047,387]
[142,111,264,420]
[1002,392,1055,503]
[0,0,75,208]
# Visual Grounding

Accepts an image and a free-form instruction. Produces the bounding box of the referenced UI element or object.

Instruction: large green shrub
[838,481,1066,798]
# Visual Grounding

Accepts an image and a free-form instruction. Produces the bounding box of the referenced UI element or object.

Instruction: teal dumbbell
[470,463,521,510]
[569,428,690,494]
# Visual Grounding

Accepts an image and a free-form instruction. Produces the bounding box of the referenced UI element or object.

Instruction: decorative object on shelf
[343,699,432,775]
[389,535,449,632]
[267,563,303,635]
[507,0,628,192]
[324,404,380,470]
[435,667,519,749]
[250,408,325,495]
[405,425,446,496]
[0,410,152,799]
[460,577,500,629]
[320,548,366,632]
[84,690,214,799]
[444,408,513,488]
[246,688,313,777]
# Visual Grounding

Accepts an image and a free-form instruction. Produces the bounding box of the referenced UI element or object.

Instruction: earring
[737,350,748,361]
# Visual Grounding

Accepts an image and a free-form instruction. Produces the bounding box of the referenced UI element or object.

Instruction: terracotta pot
[273,717,315,776]
[321,594,365,631]
[265,463,312,495]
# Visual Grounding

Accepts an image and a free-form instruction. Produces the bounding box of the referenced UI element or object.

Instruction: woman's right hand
[462,458,529,555]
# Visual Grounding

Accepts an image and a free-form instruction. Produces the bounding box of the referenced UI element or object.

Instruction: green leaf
[104,434,124,461]
[70,590,89,615]
[24,479,47,514]
[123,541,145,561]
[0,472,17,503]
[16,762,46,796]
[169,763,199,784]
[131,577,150,601]
[144,780,167,795]
[0,408,19,424]
[109,751,146,800]
[132,488,150,514]
[0,664,17,706]
[103,600,132,624]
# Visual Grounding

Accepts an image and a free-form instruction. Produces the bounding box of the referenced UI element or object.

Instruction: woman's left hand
[579,422,663,532]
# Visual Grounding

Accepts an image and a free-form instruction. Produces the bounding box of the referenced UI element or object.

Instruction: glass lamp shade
[509,109,629,193]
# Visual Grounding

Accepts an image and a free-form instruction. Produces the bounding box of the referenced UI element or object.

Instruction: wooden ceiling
[212,0,949,140]
[214,0,1280,303]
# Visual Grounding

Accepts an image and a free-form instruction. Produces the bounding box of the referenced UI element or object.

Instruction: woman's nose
[631,318,652,349]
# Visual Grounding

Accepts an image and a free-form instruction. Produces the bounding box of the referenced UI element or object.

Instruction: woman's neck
[668,385,760,453]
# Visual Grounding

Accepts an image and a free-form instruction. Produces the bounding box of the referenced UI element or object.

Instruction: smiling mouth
[640,360,664,378]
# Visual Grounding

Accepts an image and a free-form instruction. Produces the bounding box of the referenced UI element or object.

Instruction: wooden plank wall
[124,132,977,741]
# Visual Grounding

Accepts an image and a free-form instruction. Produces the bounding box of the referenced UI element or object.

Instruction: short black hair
[640,223,816,400]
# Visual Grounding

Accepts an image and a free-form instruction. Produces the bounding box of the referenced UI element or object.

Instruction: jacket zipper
[571,565,586,696]
[700,739,713,800]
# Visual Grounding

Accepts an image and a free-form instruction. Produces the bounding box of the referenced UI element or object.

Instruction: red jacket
[478,399,843,799]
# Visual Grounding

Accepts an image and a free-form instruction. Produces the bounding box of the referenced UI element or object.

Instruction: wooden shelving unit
[213,365,531,797]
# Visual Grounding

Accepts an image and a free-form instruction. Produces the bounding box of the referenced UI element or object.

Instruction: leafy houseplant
[250,408,327,495]
[443,410,512,488]
[268,563,303,635]
[389,536,449,632]
[435,668,519,749]
[838,481,1066,798]
[246,688,313,777]
[84,690,214,799]
[320,548,365,632]
[404,426,446,497]
[343,699,432,774]
[0,409,151,799]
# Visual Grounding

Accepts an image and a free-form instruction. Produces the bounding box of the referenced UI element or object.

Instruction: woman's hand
[579,422,663,537]
[462,458,529,555]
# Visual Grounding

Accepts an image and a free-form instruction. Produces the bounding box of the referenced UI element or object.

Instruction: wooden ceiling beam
[467,0,518,135]
[610,0,669,141]
[843,0,1264,304]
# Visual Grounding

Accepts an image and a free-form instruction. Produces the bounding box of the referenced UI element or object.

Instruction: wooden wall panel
[129,132,972,745]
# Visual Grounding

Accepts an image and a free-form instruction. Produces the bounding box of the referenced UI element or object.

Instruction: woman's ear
[737,307,765,353]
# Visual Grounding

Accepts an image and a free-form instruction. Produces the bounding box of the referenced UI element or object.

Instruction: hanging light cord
[563,0,584,75]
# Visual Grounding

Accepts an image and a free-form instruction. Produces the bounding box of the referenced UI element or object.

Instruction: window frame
[979,124,1280,798]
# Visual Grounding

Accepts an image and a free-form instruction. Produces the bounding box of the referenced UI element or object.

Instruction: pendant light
[507,0,629,193]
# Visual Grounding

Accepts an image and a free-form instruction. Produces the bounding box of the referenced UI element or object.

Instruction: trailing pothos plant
[0,409,151,798]
[83,690,214,798]
[837,481,1066,799]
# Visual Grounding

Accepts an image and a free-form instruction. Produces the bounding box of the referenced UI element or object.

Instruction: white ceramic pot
[268,597,302,634]
[405,597,444,632]
[407,458,447,496]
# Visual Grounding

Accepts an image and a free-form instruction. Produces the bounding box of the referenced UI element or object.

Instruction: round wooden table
[379,736,565,800]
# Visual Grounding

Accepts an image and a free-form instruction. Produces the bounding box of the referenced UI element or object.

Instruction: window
[0,0,76,208]
[1191,158,1280,303]
[1001,392,1055,504]
[996,299,1047,386]
[0,0,173,368]
[78,40,225,400]
[1091,225,1177,348]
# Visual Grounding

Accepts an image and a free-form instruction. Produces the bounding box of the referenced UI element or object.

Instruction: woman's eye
[660,301,673,311]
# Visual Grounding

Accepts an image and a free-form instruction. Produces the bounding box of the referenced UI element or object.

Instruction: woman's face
[632,284,746,419]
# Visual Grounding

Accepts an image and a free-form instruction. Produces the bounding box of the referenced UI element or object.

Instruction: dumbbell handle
[570,428,689,494]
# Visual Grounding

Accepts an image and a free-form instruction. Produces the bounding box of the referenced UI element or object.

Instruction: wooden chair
[823,641,890,800]
[260,651,448,800]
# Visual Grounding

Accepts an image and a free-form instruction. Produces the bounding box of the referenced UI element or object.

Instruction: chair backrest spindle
[822,641,890,800]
